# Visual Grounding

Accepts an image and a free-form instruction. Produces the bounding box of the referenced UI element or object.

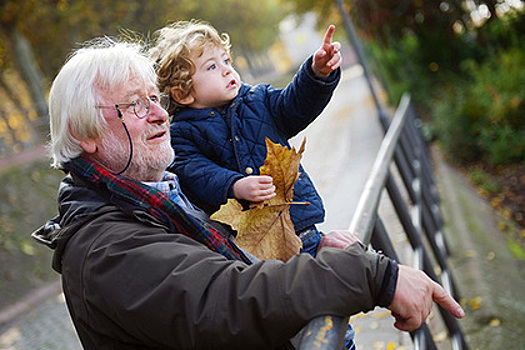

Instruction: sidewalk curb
[434,147,525,348]
[0,280,61,329]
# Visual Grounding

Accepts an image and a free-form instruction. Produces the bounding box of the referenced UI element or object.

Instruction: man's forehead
[99,75,158,99]
[125,75,158,93]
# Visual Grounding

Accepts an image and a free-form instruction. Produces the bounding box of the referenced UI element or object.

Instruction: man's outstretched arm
[319,230,465,331]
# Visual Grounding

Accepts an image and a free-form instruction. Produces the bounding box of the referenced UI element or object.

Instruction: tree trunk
[7,27,49,138]
[0,74,40,144]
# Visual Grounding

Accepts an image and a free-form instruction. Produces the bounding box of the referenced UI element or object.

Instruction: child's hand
[233,175,276,202]
[312,25,342,78]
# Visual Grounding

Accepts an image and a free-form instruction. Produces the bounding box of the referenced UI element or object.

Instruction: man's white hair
[49,37,157,169]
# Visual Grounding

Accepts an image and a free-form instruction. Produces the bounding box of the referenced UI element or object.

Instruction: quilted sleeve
[266,55,341,138]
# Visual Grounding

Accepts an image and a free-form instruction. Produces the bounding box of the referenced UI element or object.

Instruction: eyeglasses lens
[160,94,170,111]
[134,97,149,118]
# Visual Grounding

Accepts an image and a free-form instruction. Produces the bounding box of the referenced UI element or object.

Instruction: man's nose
[147,101,170,124]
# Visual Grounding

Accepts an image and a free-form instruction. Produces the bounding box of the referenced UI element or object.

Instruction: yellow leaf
[259,137,306,204]
[469,296,483,310]
[433,331,448,343]
[489,318,501,327]
[211,138,308,261]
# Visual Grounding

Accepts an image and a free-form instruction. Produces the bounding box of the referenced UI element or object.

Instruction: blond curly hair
[149,20,231,114]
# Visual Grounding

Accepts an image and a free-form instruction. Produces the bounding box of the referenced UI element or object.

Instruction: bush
[367,35,435,112]
[433,48,524,165]
[0,160,63,311]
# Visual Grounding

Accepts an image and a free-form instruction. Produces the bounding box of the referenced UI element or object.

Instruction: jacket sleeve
[169,123,243,212]
[73,214,396,350]
[266,55,341,138]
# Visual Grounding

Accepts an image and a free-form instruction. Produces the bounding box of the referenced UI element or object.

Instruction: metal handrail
[296,94,469,349]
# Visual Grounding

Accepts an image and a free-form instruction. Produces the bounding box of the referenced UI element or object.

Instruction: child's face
[187,45,241,109]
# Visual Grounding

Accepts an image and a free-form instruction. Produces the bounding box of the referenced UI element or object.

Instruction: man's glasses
[97,94,170,119]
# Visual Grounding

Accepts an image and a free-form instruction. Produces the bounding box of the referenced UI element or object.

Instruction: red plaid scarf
[65,157,249,262]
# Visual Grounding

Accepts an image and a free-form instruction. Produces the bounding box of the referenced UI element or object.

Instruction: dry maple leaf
[211,138,308,261]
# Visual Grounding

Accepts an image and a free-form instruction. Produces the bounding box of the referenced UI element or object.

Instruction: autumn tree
[0,0,290,148]
[0,0,50,138]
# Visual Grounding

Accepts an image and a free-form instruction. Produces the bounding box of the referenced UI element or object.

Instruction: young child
[150,20,342,258]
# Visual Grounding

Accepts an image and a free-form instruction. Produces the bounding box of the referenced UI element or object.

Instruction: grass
[0,160,64,311]
[467,167,501,194]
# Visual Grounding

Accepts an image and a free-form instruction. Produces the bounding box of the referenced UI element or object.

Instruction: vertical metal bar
[372,219,438,350]
[371,218,400,261]
[385,175,437,283]
[333,0,390,127]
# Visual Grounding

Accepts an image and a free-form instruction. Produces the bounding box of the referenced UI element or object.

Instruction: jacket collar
[172,84,250,122]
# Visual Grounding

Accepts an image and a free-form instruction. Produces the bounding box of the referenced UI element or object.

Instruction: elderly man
[33,37,464,350]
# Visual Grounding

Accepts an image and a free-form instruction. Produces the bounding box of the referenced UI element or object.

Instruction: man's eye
[150,95,159,103]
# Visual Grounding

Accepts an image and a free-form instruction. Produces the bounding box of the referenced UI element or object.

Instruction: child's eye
[207,64,216,70]
[224,58,231,65]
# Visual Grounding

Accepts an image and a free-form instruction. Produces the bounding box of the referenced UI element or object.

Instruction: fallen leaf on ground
[469,296,483,310]
[433,331,448,343]
[489,318,501,327]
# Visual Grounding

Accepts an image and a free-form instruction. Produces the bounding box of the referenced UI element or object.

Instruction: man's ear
[171,86,194,106]
[70,123,97,154]
[79,139,97,154]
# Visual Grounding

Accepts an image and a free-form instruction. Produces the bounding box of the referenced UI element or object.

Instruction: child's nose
[222,65,232,76]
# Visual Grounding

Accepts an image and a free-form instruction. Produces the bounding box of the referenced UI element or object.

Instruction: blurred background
[0,0,523,348]
[0,0,523,166]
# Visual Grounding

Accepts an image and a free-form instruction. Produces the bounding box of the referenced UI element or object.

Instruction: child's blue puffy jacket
[169,56,341,233]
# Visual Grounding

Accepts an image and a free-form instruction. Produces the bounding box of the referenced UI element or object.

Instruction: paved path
[0,291,81,350]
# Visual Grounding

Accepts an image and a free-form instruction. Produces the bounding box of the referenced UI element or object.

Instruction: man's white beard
[99,129,174,181]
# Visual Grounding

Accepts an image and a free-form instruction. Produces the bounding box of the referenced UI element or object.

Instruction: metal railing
[296,93,469,349]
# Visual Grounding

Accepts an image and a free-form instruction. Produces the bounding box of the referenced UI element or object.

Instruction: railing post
[333,0,390,127]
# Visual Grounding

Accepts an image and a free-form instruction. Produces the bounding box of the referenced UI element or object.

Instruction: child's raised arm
[312,25,342,78]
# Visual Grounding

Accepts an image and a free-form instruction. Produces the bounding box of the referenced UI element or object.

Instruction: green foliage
[433,48,525,165]
[366,34,431,109]
[0,160,63,310]
[467,167,500,193]
[474,10,525,58]
[356,4,525,167]
[508,240,525,261]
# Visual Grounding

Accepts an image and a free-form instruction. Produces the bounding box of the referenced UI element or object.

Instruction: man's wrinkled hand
[388,265,465,332]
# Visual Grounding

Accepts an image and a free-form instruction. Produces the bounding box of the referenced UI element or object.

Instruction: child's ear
[171,87,194,106]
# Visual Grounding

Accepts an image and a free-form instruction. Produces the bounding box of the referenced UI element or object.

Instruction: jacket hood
[31,174,111,272]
